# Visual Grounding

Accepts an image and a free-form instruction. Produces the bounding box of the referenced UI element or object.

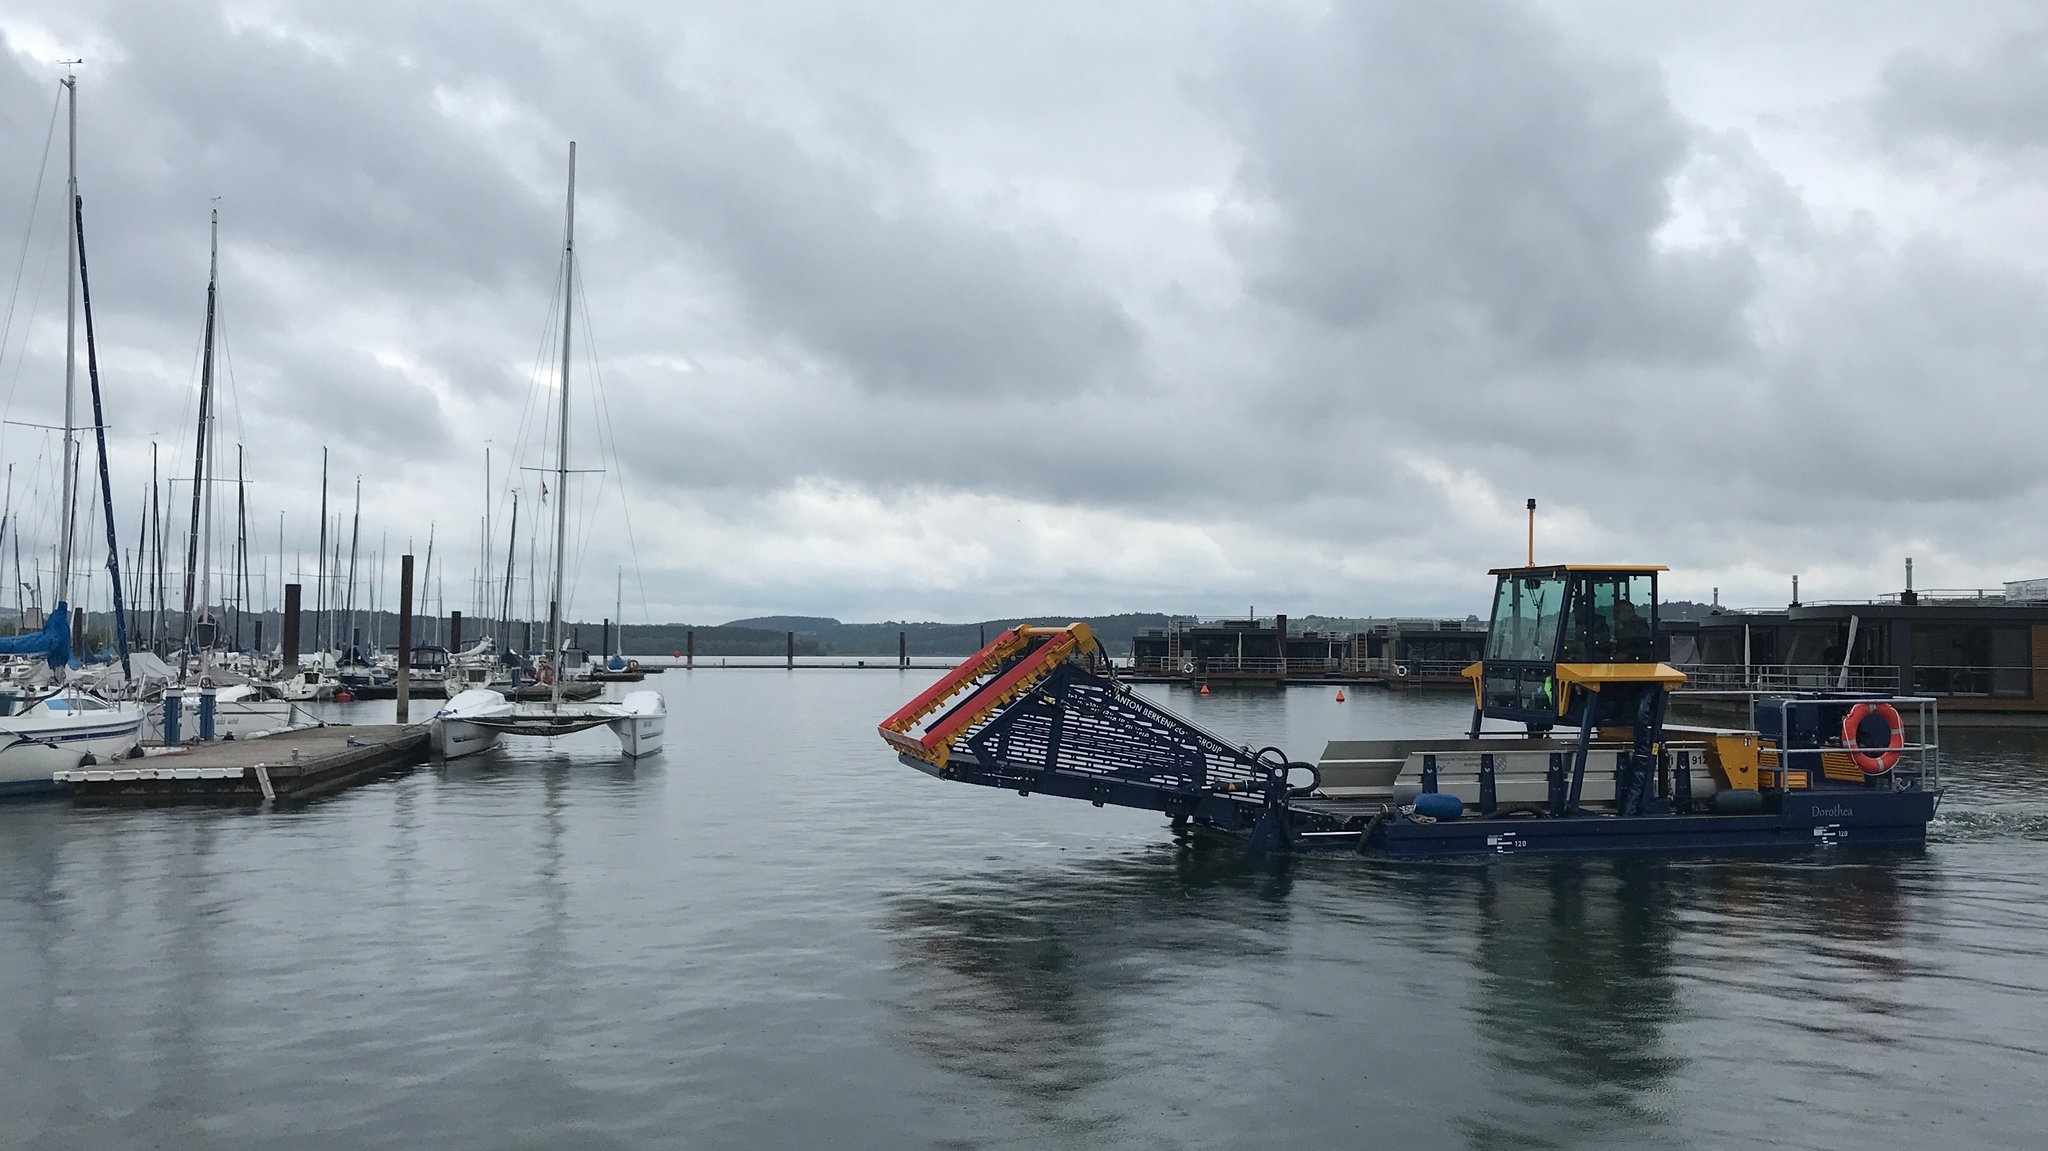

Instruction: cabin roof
[1487,564,1669,576]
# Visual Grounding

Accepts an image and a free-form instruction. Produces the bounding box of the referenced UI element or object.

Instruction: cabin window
[1560,573,1656,663]
[1486,573,1567,663]
[1483,665,1555,714]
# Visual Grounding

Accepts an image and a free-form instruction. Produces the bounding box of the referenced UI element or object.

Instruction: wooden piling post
[282,583,301,669]
[686,629,694,668]
[395,554,414,723]
[786,630,795,669]
[899,630,907,669]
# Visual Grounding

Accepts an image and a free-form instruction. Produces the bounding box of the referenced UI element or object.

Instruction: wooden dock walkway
[55,725,431,806]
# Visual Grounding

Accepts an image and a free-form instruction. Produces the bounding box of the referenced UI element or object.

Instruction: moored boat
[427,141,668,764]
[0,691,145,796]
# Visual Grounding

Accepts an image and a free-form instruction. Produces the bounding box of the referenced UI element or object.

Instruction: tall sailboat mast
[74,187,135,678]
[181,209,219,674]
[547,141,575,709]
[315,448,328,656]
[56,66,79,614]
[345,477,360,652]
[499,491,518,653]
[234,445,247,649]
[1,465,11,627]
[148,448,161,651]
[420,522,435,645]
[481,446,490,630]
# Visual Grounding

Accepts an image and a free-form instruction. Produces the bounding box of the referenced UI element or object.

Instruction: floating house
[1126,615,1487,686]
[1674,579,2048,720]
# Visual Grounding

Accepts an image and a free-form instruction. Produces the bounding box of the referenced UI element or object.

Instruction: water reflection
[885,841,1291,1136]
[1375,850,1923,1149]
[886,836,1944,1150]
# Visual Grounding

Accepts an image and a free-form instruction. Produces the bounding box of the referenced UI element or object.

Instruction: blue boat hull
[1304,790,1942,858]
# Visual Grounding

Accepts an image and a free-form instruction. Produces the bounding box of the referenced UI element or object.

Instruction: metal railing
[1378,658,1476,679]
[1675,664,1901,691]
[1908,663,2036,698]
[1677,662,2036,698]
[1754,693,1941,793]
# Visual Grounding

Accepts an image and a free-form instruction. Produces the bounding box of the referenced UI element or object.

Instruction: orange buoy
[1199,682,1210,697]
[1336,689,1346,702]
[673,650,681,659]
[335,690,354,703]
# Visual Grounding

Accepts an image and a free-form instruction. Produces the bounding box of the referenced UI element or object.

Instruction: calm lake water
[4,671,2046,1149]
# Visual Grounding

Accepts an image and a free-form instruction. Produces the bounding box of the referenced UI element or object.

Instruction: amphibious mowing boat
[878,564,1942,858]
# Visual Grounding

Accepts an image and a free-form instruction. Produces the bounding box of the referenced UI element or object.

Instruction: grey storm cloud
[1,0,2045,621]
[1876,22,2048,153]
[607,98,1143,402]
[1213,0,1756,364]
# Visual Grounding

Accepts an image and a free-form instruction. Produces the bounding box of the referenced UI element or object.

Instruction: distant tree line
[15,601,1747,658]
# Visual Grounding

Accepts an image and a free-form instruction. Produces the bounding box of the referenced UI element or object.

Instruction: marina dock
[55,725,430,806]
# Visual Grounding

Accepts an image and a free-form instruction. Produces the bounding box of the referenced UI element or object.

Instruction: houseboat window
[1912,624,2032,699]
[1486,573,1566,663]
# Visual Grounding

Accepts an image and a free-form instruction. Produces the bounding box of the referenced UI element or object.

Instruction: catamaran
[431,142,665,761]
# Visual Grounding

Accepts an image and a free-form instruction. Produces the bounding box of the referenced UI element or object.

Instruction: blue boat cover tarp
[0,603,71,669]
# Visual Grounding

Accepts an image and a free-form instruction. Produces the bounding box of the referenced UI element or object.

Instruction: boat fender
[1714,788,1764,815]
[1841,702,1904,775]
[1413,792,1464,821]
[627,659,641,672]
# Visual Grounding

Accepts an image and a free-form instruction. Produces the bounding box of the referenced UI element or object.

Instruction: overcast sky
[1,1,2044,625]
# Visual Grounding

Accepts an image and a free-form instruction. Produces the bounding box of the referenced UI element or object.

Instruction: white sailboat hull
[434,720,501,759]
[606,689,666,758]
[0,702,146,796]
[432,689,513,760]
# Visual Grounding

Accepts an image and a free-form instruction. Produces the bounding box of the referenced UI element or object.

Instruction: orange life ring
[1841,701,1904,774]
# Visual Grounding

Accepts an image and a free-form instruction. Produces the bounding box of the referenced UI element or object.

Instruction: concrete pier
[56,725,430,806]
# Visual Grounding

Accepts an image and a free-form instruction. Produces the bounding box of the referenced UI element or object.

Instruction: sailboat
[432,142,665,760]
[0,69,146,794]
[150,207,298,740]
